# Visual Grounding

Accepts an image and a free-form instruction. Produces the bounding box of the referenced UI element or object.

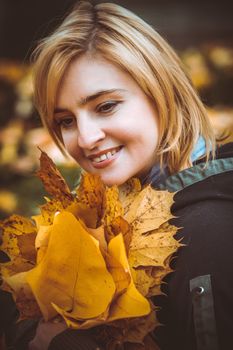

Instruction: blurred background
[0,0,233,219]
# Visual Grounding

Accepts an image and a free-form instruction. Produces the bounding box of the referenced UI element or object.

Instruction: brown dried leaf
[143,334,160,350]
[36,150,73,204]
[95,307,158,349]
[0,214,36,237]
[17,233,37,262]
[124,334,160,350]
[76,173,106,227]
[133,268,154,297]
[0,215,37,286]
[15,287,41,319]
[35,197,70,227]
[1,257,34,278]
[0,215,36,262]
[118,307,157,344]
[103,186,124,242]
[67,201,98,229]
[147,264,173,297]
[40,199,64,225]
[104,186,124,226]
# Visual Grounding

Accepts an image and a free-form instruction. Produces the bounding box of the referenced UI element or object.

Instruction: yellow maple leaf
[129,221,181,298]
[50,233,150,330]
[129,223,179,268]
[107,234,151,321]
[26,211,116,321]
[88,225,108,252]
[105,251,131,298]
[124,186,174,235]
[119,178,142,212]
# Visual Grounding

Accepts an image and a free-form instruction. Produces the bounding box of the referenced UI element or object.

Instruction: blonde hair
[33,1,215,174]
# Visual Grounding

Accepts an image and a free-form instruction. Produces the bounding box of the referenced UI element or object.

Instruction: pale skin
[54,54,160,186]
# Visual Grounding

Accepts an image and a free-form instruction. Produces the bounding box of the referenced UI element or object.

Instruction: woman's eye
[57,116,76,129]
[97,101,119,114]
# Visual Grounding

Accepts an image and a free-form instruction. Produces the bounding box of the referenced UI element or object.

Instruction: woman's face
[55,55,159,186]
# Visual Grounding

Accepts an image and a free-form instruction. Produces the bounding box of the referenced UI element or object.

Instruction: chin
[100,174,128,187]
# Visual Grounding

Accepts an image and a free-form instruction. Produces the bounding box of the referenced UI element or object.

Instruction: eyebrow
[54,88,127,113]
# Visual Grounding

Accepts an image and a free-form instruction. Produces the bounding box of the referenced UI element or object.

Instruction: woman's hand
[28,318,67,350]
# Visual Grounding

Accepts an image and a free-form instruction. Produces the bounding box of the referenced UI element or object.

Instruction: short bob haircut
[32,1,215,174]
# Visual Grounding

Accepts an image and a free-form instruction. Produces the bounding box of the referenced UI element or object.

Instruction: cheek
[121,102,159,136]
[62,131,81,159]
[118,115,159,148]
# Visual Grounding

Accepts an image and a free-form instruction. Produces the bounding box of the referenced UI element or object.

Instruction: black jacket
[153,142,233,350]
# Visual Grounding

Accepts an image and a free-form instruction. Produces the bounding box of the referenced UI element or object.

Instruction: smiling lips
[88,146,122,168]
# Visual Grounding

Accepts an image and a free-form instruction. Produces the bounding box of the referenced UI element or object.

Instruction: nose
[76,116,105,150]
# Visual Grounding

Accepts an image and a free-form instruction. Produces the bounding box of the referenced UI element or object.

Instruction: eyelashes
[96,100,122,114]
[54,99,124,129]
[54,115,76,129]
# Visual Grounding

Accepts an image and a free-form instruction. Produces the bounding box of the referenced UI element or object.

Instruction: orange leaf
[76,173,105,226]
[36,150,73,204]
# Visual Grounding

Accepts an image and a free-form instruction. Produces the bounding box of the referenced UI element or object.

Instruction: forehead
[56,54,141,106]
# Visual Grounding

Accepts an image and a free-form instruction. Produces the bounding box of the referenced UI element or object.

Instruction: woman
[4,1,233,349]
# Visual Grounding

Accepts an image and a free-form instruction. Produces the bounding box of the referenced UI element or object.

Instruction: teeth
[92,147,120,163]
[100,154,107,161]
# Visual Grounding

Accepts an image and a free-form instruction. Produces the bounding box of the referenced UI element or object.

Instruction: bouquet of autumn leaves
[0,151,181,349]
